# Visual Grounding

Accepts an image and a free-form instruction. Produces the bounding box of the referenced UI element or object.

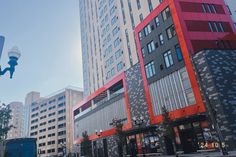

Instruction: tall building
[29,87,83,157]
[23,91,40,137]
[74,0,236,156]
[80,0,164,96]
[7,102,24,139]
[224,0,236,27]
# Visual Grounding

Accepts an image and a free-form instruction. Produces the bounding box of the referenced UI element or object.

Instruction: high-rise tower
[79,0,162,96]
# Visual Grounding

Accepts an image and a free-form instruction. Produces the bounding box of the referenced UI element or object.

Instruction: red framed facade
[134,0,236,124]
[73,72,132,144]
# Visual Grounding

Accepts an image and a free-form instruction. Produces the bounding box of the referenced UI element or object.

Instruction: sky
[0,0,83,104]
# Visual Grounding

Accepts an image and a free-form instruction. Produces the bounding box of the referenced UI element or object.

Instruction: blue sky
[0,0,83,104]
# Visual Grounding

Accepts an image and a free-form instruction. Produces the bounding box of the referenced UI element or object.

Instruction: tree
[0,103,13,157]
[0,103,13,141]
[161,106,176,155]
[110,118,127,157]
[80,131,92,157]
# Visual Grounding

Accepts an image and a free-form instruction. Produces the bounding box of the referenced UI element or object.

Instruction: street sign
[0,36,5,60]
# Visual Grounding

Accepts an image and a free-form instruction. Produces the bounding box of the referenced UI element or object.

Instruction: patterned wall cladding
[193,49,236,150]
[149,66,196,115]
[125,63,150,126]
[74,95,127,138]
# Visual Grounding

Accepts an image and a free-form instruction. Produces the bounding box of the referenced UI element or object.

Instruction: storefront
[172,115,220,154]
[124,126,161,156]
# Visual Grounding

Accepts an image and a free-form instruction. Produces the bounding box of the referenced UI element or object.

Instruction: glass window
[117,62,124,71]
[145,61,156,79]
[111,67,115,76]
[211,4,217,13]
[206,4,212,13]
[155,16,160,26]
[141,47,145,57]
[112,27,119,36]
[202,4,206,13]
[219,22,225,32]
[114,38,121,48]
[164,50,174,68]
[144,24,151,36]
[147,41,155,53]
[208,22,213,32]
[115,49,122,59]
[162,7,171,21]
[110,6,116,15]
[111,16,117,25]
[139,31,143,41]
[213,22,219,32]
[137,0,141,9]
[159,34,164,45]
[139,14,143,21]
[175,45,183,61]
[148,0,153,12]
[166,25,176,39]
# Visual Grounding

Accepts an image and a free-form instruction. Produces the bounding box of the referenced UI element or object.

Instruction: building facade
[7,102,24,139]
[29,88,83,157]
[23,91,40,137]
[74,0,236,156]
[79,0,164,97]
[224,0,236,27]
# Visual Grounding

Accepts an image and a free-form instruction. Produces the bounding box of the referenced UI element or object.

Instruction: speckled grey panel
[91,135,120,157]
[193,49,236,151]
[125,63,151,127]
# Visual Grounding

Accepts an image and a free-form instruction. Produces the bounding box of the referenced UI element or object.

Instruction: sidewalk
[134,151,236,157]
[157,151,236,157]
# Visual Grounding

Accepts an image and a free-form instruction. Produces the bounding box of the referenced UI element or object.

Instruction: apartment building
[224,0,236,27]
[29,87,83,157]
[74,0,236,156]
[7,102,24,139]
[22,91,40,137]
[79,0,164,96]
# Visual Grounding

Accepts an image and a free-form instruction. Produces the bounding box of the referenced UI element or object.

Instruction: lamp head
[8,46,21,60]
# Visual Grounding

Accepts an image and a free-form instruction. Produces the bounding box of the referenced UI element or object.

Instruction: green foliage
[80,131,92,157]
[0,103,13,141]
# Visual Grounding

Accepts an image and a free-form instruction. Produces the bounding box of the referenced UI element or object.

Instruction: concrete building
[29,87,83,157]
[224,0,236,27]
[7,102,24,139]
[79,0,163,97]
[74,0,236,156]
[22,91,40,137]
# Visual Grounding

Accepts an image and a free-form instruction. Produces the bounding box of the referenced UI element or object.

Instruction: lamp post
[94,129,102,157]
[109,117,127,157]
[60,142,67,157]
[37,149,42,157]
[132,116,145,157]
[0,47,21,79]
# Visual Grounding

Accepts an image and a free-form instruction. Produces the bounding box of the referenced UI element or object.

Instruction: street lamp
[132,116,144,127]
[95,129,103,137]
[60,142,67,157]
[37,149,42,157]
[0,47,21,79]
[132,116,145,157]
[109,117,127,157]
